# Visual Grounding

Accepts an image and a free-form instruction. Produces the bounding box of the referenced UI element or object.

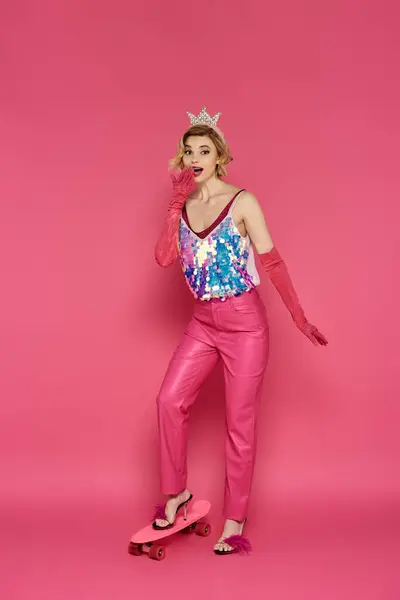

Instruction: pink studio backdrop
[1,1,399,599]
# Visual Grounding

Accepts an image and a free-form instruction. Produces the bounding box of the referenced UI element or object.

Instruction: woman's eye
[184,150,209,155]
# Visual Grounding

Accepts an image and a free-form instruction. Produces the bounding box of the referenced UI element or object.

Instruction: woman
[152,107,327,555]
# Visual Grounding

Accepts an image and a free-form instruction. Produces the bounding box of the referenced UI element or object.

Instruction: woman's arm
[238,191,275,254]
[154,209,182,267]
[239,192,328,346]
[155,168,196,268]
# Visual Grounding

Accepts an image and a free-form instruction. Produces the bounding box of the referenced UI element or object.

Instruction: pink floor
[2,500,398,600]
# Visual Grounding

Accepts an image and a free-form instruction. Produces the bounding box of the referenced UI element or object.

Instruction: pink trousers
[156,288,269,521]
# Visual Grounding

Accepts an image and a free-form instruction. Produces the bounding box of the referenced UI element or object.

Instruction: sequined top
[178,189,260,301]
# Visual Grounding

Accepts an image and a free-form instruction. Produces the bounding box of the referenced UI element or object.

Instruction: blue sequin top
[178,190,260,301]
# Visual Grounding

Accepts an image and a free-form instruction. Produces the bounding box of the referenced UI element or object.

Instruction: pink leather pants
[156,288,269,521]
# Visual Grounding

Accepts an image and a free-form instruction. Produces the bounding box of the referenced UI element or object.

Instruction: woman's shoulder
[223,182,255,198]
[230,186,257,204]
[222,183,247,198]
[230,188,261,219]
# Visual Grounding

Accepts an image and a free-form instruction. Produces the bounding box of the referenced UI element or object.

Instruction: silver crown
[186,106,224,137]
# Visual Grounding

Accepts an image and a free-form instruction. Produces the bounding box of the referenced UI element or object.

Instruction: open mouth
[193,167,203,176]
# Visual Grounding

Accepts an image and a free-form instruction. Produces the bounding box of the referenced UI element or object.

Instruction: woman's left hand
[298,322,328,346]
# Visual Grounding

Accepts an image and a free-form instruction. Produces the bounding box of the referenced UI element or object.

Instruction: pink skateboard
[128,499,211,561]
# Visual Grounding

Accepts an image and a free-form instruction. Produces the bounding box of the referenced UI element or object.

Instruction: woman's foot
[153,488,192,528]
[214,518,247,553]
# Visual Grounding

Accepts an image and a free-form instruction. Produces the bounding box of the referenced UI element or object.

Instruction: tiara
[186,106,224,138]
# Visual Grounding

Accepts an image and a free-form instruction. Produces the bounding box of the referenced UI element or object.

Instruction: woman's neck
[196,177,228,202]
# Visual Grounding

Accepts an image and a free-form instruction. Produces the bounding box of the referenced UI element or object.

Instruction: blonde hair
[169,124,233,179]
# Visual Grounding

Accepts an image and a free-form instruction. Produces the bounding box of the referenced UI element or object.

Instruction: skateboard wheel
[128,542,143,556]
[195,522,211,537]
[149,544,166,561]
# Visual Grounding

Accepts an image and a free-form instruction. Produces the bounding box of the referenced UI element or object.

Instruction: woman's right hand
[155,168,197,267]
[169,167,197,209]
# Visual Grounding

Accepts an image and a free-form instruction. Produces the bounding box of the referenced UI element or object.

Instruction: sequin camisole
[178,189,260,301]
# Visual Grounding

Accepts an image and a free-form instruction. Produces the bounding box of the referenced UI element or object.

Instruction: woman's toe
[223,541,232,552]
[214,538,233,552]
[156,519,168,527]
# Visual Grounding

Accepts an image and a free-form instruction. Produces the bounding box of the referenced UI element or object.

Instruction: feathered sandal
[214,519,252,555]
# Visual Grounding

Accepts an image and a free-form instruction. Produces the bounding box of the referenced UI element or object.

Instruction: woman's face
[182,135,219,182]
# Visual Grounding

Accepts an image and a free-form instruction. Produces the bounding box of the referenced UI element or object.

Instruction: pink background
[1,1,399,598]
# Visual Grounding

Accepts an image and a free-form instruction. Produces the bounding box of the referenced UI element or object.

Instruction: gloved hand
[155,168,197,267]
[169,167,197,211]
[297,322,328,346]
[259,247,328,346]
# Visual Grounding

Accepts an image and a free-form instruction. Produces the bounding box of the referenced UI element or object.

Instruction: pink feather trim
[222,534,252,554]
[153,504,167,521]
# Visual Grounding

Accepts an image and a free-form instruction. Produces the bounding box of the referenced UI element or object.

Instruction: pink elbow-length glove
[259,247,328,346]
[155,168,197,267]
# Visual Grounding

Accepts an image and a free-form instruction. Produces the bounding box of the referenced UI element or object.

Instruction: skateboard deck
[128,499,211,560]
